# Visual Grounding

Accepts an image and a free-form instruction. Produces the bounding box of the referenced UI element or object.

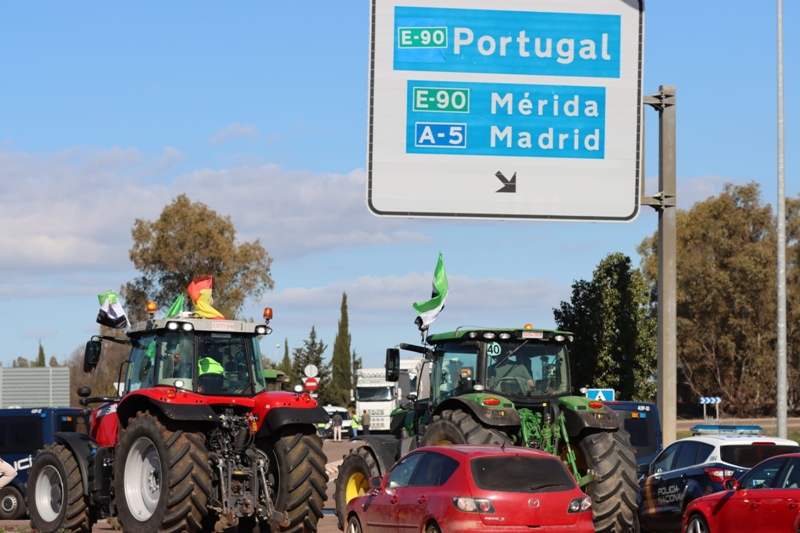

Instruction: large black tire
[0,485,26,520]
[263,428,328,533]
[576,429,639,533]
[114,411,212,533]
[28,443,94,533]
[334,446,380,531]
[420,409,512,446]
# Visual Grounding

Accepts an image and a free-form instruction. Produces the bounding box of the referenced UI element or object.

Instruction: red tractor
[27,306,328,533]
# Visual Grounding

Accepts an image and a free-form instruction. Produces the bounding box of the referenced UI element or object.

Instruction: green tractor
[334,325,639,533]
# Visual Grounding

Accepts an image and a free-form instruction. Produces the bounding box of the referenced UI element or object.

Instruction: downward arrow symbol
[495,171,516,193]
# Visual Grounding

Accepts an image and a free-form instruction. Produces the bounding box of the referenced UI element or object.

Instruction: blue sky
[0,1,797,372]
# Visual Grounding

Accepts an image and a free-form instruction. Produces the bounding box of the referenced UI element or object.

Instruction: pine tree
[330,293,353,406]
[37,340,46,367]
[278,337,296,383]
[292,327,333,403]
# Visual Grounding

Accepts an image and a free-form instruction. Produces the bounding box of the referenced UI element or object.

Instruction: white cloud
[154,146,185,173]
[644,175,735,210]
[263,272,570,330]
[0,148,430,295]
[209,123,259,145]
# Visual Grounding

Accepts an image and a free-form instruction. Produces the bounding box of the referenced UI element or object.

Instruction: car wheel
[685,514,709,533]
[425,522,442,533]
[347,514,363,533]
[0,485,26,520]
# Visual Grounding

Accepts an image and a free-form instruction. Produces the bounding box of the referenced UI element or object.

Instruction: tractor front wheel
[420,409,512,447]
[262,428,328,533]
[114,411,212,533]
[334,446,380,530]
[575,429,639,533]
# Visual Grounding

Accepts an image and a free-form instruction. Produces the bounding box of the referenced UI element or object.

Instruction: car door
[718,457,787,533]
[760,457,799,533]
[364,452,424,532]
[394,451,457,531]
[640,442,681,531]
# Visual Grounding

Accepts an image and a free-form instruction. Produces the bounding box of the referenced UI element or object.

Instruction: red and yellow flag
[187,275,225,319]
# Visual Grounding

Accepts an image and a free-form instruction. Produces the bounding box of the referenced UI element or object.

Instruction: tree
[292,327,333,403]
[277,338,297,384]
[123,194,273,321]
[49,356,60,367]
[554,253,657,402]
[637,183,778,416]
[37,340,46,367]
[12,356,30,368]
[330,293,353,407]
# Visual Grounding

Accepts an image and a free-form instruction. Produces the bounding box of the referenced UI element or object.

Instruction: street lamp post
[275,343,281,361]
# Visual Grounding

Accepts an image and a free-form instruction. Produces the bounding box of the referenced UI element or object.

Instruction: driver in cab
[487,346,535,393]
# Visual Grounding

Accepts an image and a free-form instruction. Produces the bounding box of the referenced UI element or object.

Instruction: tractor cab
[423,325,573,405]
[86,312,272,398]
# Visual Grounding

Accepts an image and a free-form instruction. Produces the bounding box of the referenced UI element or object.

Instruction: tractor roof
[427,326,573,343]
[127,316,268,335]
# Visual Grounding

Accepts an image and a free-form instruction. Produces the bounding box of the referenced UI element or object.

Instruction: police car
[638,425,800,533]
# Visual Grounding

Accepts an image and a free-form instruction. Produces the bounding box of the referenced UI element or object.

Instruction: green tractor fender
[557,395,621,438]
[433,396,521,428]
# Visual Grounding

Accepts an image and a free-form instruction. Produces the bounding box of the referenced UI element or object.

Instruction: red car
[344,444,594,533]
[682,452,800,533]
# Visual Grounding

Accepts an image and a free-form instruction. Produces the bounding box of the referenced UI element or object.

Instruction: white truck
[353,358,427,432]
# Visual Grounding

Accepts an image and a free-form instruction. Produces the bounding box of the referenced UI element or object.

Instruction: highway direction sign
[367,0,644,221]
[586,388,615,402]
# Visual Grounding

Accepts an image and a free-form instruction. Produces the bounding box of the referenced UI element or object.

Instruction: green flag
[165,293,185,318]
[413,253,449,331]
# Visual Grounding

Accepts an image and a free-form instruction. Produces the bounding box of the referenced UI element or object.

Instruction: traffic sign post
[586,388,615,402]
[699,397,722,421]
[367,0,644,221]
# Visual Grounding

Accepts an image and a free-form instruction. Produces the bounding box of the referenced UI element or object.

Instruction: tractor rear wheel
[575,429,639,533]
[114,411,212,533]
[263,428,328,533]
[420,409,512,447]
[28,443,94,533]
[334,446,380,530]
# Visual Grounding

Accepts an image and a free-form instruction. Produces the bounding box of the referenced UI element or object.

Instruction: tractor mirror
[385,349,400,382]
[83,340,102,373]
[77,387,92,398]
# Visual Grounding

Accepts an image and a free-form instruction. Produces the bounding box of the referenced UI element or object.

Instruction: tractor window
[250,337,267,394]
[432,342,478,404]
[196,334,266,395]
[156,332,195,390]
[127,335,157,393]
[486,341,569,397]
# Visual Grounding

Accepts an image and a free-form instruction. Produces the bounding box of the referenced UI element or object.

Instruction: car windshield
[485,341,569,397]
[720,444,800,468]
[470,455,575,493]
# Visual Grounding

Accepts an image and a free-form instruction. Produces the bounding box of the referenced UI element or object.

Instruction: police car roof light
[690,424,763,436]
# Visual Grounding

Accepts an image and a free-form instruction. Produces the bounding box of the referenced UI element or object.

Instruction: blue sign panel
[406,80,606,158]
[394,7,621,78]
[586,388,615,402]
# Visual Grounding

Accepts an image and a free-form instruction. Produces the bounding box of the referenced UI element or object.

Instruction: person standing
[361,410,371,435]
[0,457,17,490]
[350,411,359,437]
[331,411,343,442]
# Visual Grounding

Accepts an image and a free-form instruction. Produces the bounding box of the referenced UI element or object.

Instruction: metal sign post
[643,86,677,447]
[700,397,722,421]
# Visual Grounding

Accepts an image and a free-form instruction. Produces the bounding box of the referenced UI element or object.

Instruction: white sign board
[367,0,644,221]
